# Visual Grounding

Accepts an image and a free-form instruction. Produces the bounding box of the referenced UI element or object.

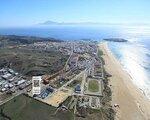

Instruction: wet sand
[99,42,150,120]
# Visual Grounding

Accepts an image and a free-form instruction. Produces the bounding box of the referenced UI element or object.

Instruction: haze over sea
[0,25,150,99]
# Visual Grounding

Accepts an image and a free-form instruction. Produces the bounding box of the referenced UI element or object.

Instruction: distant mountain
[39,21,60,25]
[0,35,62,45]
[39,21,101,25]
[39,21,150,26]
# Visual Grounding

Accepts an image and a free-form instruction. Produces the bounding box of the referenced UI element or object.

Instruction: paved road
[0,87,30,106]
[0,91,23,106]
[59,70,85,90]
[80,69,87,95]
[44,70,86,101]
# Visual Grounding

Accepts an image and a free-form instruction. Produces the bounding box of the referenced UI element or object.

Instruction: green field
[88,80,99,92]
[0,94,74,120]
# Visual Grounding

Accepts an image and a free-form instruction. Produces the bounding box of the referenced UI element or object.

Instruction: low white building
[32,76,42,95]
[17,79,26,86]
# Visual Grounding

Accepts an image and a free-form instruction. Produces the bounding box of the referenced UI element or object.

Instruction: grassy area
[62,96,72,107]
[97,49,105,65]
[75,108,105,120]
[88,80,99,92]
[0,94,74,120]
[98,49,103,57]
[0,47,68,76]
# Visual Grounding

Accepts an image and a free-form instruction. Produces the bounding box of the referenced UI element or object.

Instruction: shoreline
[99,42,150,120]
[106,43,149,99]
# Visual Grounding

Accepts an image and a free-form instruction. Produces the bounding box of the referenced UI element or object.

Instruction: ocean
[0,25,150,99]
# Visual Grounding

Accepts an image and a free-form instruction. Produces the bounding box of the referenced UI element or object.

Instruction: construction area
[43,89,73,107]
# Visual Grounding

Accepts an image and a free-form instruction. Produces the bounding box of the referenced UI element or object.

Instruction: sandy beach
[99,42,150,120]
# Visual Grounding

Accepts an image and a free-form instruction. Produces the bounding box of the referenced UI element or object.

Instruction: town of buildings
[0,40,105,117]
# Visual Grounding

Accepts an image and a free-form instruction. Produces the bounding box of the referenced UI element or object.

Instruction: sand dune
[99,42,150,120]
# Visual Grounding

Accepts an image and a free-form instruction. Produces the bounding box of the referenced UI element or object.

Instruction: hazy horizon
[1,0,150,27]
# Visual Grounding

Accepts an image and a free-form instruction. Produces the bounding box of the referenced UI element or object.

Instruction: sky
[0,0,150,27]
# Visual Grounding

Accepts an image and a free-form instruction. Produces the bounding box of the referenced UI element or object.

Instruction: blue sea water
[0,25,150,98]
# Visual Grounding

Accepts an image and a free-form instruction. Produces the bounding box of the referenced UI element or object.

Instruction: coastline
[99,42,150,120]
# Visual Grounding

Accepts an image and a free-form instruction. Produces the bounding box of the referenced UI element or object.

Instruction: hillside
[0,35,62,46]
[0,35,67,76]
